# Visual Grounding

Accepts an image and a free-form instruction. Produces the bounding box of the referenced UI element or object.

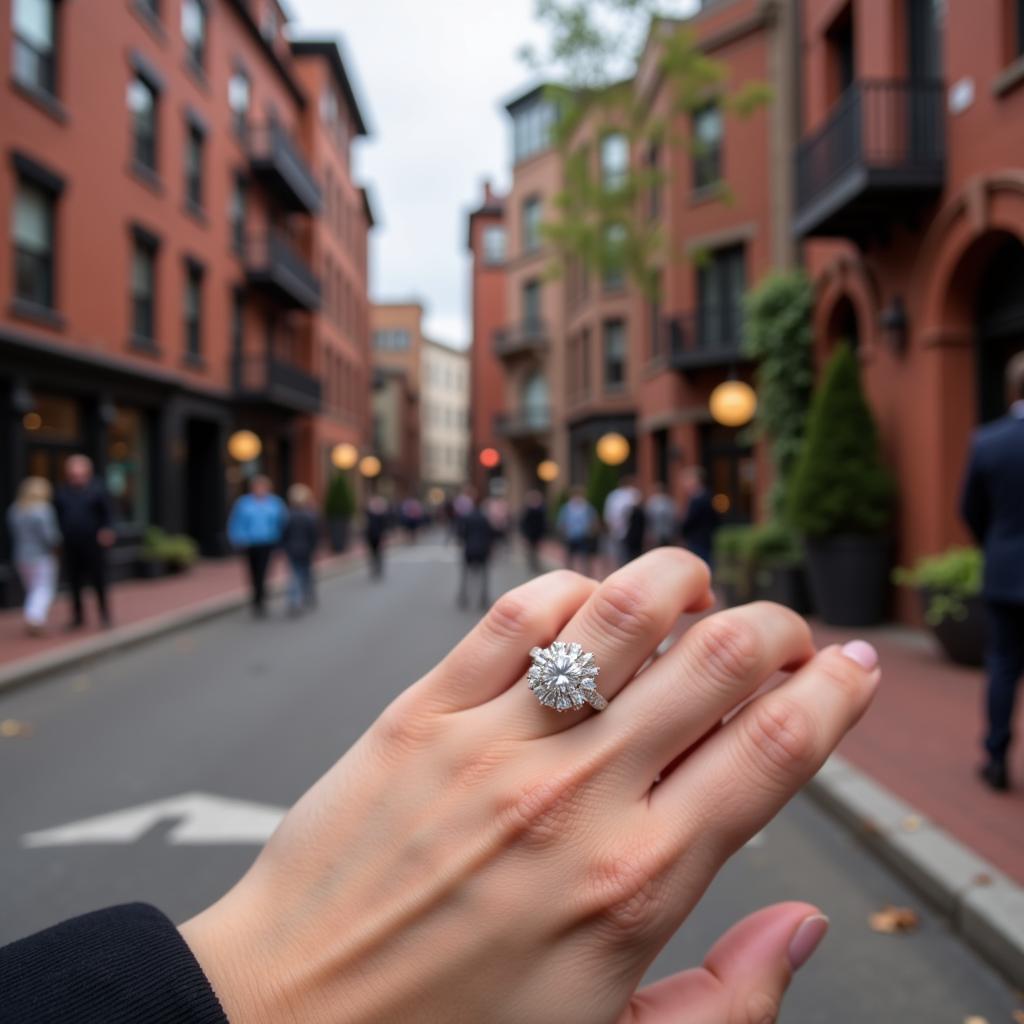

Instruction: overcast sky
[290,0,548,348]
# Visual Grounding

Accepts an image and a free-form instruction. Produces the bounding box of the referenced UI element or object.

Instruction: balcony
[233,351,322,413]
[493,319,549,359]
[794,79,945,240]
[248,122,321,214]
[494,407,551,440]
[245,231,321,311]
[666,311,750,373]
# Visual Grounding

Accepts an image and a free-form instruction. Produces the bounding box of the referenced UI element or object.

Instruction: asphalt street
[0,539,1018,1021]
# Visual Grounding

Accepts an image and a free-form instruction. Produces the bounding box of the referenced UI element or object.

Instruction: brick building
[0,0,373,581]
[420,336,469,494]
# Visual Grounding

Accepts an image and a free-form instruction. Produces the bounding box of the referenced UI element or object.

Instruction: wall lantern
[879,296,908,357]
[227,429,262,462]
[331,442,359,470]
[596,432,630,467]
[536,459,559,483]
[709,380,757,428]
[358,455,382,479]
[479,447,501,470]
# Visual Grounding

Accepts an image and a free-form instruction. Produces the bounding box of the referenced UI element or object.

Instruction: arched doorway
[826,294,860,352]
[975,234,1024,422]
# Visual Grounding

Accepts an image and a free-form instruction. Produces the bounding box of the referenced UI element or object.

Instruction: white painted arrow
[22,792,286,848]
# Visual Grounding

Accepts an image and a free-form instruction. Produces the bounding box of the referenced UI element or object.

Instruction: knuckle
[734,990,780,1024]
[485,591,535,642]
[743,697,818,781]
[692,613,763,686]
[584,845,667,941]
[591,580,659,644]
[372,699,440,758]
[497,770,584,851]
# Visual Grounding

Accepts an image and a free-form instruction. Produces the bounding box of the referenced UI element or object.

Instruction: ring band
[527,641,607,712]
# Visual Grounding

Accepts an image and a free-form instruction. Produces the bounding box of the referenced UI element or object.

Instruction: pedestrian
[483,492,510,552]
[227,475,287,618]
[603,474,641,567]
[960,351,1024,792]
[623,491,647,564]
[6,476,62,635]
[680,466,720,566]
[557,487,598,576]
[519,489,547,574]
[400,497,424,543]
[364,494,389,580]
[54,454,116,629]
[645,481,679,548]
[456,494,494,610]
[281,483,319,616]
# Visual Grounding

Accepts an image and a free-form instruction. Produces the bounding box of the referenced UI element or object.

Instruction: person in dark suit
[680,466,720,567]
[456,492,495,610]
[960,351,1024,792]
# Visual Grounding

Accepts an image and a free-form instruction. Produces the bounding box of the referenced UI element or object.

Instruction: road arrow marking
[22,792,286,847]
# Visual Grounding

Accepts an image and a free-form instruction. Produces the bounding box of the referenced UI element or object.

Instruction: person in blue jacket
[227,474,288,617]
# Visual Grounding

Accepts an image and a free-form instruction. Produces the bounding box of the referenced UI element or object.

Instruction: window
[185,122,204,209]
[522,196,542,254]
[320,87,338,127]
[697,245,746,351]
[521,372,549,426]
[181,0,206,68]
[184,261,203,358]
[512,98,556,163]
[825,5,854,102]
[229,69,251,137]
[603,319,626,391]
[649,295,662,359]
[602,223,627,292]
[646,142,661,220]
[230,176,246,251]
[580,328,591,398]
[482,225,506,264]
[1016,0,1024,59]
[600,132,629,192]
[12,0,57,96]
[374,328,410,351]
[12,177,56,309]
[692,104,723,190]
[131,231,158,343]
[137,0,160,18]
[261,3,279,44]
[106,406,150,526]
[522,279,541,328]
[128,74,159,172]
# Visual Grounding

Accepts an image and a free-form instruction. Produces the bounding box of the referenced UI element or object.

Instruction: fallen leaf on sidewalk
[868,905,920,934]
[0,719,33,738]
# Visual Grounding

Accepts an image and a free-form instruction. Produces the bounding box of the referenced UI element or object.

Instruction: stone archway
[825,294,861,352]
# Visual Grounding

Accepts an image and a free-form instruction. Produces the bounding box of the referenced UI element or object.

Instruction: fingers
[605,603,815,787]
[651,641,880,860]
[625,902,828,1024]
[500,548,713,736]
[418,570,597,711]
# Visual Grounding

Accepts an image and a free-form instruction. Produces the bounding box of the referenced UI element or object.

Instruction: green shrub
[585,456,619,520]
[142,526,199,569]
[893,546,982,625]
[787,343,894,537]
[325,472,355,520]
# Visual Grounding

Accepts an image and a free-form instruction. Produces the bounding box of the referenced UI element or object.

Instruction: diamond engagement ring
[527,641,607,712]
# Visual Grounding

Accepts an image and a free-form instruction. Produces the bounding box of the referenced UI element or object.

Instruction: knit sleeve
[0,904,228,1024]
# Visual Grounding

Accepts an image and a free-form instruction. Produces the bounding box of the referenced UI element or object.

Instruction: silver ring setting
[527,641,607,712]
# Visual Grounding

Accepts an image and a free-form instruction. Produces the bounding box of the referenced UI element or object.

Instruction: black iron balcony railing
[494,407,551,439]
[492,319,549,358]
[248,122,321,215]
[245,231,321,311]
[233,350,322,413]
[794,78,945,240]
[666,309,750,373]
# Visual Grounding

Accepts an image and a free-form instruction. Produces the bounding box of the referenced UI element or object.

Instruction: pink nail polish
[840,639,878,671]
[788,914,830,971]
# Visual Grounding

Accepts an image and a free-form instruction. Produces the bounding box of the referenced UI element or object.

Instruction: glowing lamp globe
[358,455,382,479]
[536,459,559,483]
[596,432,630,467]
[331,442,359,470]
[479,447,501,470]
[709,380,757,428]
[427,486,446,505]
[227,429,262,462]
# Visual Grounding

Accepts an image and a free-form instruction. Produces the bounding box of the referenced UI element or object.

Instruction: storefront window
[23,391,80,441]
[106,406,150,526]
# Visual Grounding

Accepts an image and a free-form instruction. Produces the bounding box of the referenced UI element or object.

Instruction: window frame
[12,165,61,312]
[228,65,251,140]
[181,0,207,70]
[696,244,746,351]
[130,224,160,347]
[692,102,723,193]
[600,131,630,192]
[11,0,59,98]
[183,257,204,360]
[522,195,542,255]
[602,319,627,393]
[128,71,160,174]
[184,116,205,211]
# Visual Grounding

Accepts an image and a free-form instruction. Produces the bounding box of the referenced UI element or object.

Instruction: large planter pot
[919,587,988,667]
[804,535,890,627]
[754,564,813,615]
[328,518,350,553]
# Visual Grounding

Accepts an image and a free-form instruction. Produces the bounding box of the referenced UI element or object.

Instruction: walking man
[680,466,720,567]
[54,455,115,629]
[519,490,547,574]
[456,493,495,610]
[603,475,641,567]
[961,352,1024,792]
[557,488,598,576]
[227,475,287,617]
[282,484,319,615]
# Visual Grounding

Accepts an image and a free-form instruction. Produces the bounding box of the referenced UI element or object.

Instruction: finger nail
[788,914,829,972]
[840,639,878,671]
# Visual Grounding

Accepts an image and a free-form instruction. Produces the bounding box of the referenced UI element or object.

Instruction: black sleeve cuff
[0,903,228,1024]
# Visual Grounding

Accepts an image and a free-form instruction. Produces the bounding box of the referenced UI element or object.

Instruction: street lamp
[331,442,359,470]
[536,459,559,483]
[479,447,501,470]
[227,429,262,462]
[709,380,757,428]
[358,455,382,479]
[596,432,630,467]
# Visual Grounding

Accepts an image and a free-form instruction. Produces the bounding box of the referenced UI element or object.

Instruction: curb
[0,554,362,696]
[806,754,1024,987]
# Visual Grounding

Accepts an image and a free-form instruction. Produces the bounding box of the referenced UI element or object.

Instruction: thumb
[624,902,829,1024]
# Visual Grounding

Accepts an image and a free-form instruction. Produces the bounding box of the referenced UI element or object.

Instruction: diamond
[527,641,605,712]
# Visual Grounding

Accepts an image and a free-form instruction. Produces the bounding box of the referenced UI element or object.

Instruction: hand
[96,528,116,548]
[181,549,879,1023]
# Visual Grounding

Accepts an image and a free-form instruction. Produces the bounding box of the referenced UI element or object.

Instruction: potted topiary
[749,521,812,614]
[893,547,986,666]
[325,472,355,552]
[139,527,199,577]
[712,524,754,607]
[788,344,895,626]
